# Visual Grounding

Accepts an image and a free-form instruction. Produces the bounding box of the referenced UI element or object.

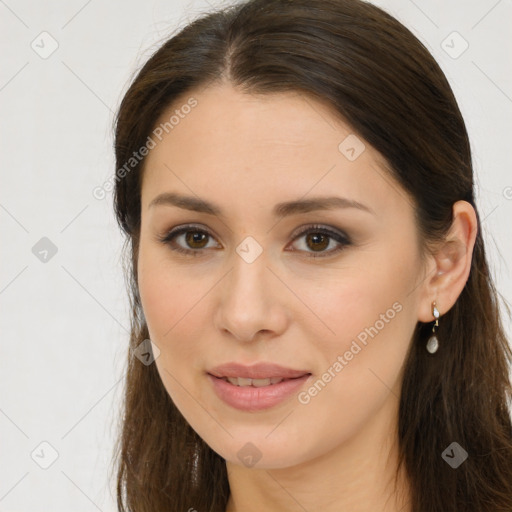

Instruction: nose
[213,248,289,343]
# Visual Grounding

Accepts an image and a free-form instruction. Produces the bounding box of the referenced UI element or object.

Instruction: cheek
[302,253,415,393]
[138,262,210,421]
[304,263,400,343]
[282,272,413,458]
[138,248,202,365]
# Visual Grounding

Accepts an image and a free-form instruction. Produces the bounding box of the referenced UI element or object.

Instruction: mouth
[207,372,312,413]
[208,362,311,381]
[206,366,312,411]
[214,375,311,387]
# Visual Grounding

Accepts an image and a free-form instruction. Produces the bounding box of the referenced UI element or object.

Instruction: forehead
[140,83,411,219]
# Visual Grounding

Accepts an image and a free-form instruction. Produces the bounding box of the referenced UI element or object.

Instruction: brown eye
[159,225,221,256]
[304,232,330,252]
[289,225,351,258]
[184,230,209,249]
[159,223,351,259]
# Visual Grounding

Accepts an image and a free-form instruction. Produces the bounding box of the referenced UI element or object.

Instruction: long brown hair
[111,1,512,510]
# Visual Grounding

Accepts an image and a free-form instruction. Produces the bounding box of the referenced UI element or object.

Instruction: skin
[137,82,477,512]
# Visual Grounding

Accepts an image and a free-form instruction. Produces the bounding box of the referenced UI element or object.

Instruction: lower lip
[207,374,311,411]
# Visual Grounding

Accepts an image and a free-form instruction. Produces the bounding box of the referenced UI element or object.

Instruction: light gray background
[1,0,511,510]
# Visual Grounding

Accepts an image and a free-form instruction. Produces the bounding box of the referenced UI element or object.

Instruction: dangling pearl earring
[426,301,440,354]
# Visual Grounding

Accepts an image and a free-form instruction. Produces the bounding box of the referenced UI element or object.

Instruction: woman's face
[137,83,427,469]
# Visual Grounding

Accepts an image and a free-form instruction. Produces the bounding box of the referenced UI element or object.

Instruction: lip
[207,363,312,411]
[208,362,310,380]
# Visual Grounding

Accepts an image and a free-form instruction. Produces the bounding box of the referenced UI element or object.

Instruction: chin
[206,434,312,470]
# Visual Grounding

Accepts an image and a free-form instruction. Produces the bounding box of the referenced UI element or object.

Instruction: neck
[225,395,411,512]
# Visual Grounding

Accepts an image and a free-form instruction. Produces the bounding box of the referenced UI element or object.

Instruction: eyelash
[157,223,351,259]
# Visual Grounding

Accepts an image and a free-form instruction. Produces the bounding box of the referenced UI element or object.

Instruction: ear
[417,200,478,322]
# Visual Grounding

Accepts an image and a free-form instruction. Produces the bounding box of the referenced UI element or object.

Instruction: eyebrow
[148,192,374,217]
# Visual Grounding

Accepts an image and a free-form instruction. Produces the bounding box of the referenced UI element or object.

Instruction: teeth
[237,377,254,387]
[252,378,272,387]
[224,377,286,387]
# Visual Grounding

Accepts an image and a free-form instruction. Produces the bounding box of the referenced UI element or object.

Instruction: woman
[111,0,512,510]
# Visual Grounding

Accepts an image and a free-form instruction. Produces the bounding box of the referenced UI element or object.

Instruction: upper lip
[208,362,311,380]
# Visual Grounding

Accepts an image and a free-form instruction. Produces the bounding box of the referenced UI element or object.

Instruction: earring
[426,301,440,354]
